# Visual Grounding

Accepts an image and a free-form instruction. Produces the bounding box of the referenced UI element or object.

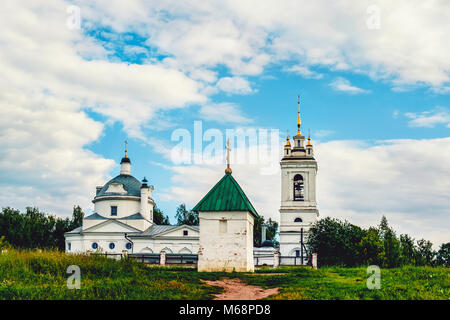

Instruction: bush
[307,215,439,268]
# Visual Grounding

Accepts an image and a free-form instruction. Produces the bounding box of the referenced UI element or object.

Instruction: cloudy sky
[1,1,449,246]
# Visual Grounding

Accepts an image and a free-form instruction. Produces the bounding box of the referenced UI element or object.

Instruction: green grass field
[0,249,448,300]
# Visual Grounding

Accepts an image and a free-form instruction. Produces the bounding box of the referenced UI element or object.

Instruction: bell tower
[279,97,319,261]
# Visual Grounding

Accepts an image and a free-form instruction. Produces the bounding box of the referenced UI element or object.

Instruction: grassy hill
[0,249,448,300]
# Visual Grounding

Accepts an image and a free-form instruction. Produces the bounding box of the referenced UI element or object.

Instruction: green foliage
[436,243,450,267]
[415,239,436,266]
[399,234,416,265]
[175,204,198,226]
[253,215,265,247]
[153,206,170,225]
[1,249,448,300]
[265,218,279,247]
[307,217,366,267]
[359,227,383,265]
[308,216,440,268]
[243,265,450,300]
[0,206,84,251]
[0,249,222,300]
[0,236,10,250]
[379,218,401,268]
[253,216,279,247]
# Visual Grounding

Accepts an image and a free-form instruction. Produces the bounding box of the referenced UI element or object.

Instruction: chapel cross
[124,140,128,158]
[225,138,232,174]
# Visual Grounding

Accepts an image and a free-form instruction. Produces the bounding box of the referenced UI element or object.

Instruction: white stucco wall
[66,226,201,255]
[198,211,255,272]
[65,233,137,254]
[132,238,199,254]
[93,197,141,218]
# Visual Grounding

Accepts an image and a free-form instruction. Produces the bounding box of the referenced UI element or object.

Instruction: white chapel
[64,147,200,255]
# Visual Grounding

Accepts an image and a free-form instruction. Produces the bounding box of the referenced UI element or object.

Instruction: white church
[65,98,318,269]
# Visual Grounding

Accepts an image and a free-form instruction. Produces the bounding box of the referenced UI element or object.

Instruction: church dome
[95,174,142,198]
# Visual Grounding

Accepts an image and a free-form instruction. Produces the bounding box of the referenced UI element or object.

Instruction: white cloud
[404,107,450,128]
[316,138,450,247]
[0,1,206,214]
[0,90,115,215]
[199,103,252,124]
[430,86,450,95]
[330,77,370,94]
[284,65,323,79]
[216,77,255,95]
[76,0,450,88]
[313,130,335,139]
[160,137,450,247]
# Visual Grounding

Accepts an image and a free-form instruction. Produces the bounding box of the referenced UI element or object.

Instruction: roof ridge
[227,174,258,215]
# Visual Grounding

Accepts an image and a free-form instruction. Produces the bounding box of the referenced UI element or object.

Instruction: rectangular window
[295,250,300,257]
[111,206,117,216]
[183,230,188,236]
[68,243,71,251]
[219,220,227,233]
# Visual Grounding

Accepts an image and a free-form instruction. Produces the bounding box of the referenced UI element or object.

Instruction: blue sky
[0,1,449,246]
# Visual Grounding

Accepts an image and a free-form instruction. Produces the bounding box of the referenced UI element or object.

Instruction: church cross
[124,140,128,157]
[225,138,232,174]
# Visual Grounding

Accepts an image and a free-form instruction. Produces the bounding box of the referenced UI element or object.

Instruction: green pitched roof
[192,173,259,218]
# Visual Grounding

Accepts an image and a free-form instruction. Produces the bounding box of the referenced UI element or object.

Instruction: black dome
[120,157,131,163]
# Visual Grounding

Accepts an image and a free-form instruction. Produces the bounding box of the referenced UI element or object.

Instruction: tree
[399,234,416,265]
[436,242,450,267]
[70,205,84,229]
[359,227,384,265]
[0,205,85,250]
[383,228,401,267]
[253,215,265,247]
[378,215,390,240]
[307,217,366,267]
[378,216,401,267]
[175,204,198,226]
[265,218,279,247]
[153,206,170,225]
[415,239,435,266]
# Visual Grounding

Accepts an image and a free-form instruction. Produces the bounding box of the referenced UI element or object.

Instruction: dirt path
[202,278,279,300]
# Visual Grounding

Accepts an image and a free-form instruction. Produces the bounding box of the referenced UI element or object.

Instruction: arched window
[294,217,303,223]
[293,174,304,201]
[160,247,173,254]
